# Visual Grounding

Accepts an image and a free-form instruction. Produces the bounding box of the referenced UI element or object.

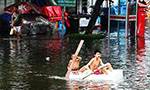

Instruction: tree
[85,0,104,34]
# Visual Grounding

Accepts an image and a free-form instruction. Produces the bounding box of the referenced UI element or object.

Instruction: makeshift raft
[69,69,123,82]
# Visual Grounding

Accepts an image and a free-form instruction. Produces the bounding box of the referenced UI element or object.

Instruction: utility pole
[85,0,104,34]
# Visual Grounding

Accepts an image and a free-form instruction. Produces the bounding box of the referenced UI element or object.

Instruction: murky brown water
[0,19,150,89]
[0,35,149,90]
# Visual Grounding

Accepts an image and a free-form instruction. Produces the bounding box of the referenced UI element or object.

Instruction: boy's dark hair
[94,50,101,54]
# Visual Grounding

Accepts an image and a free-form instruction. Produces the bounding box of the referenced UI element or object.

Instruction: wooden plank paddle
[65,40,84,79]
[82,64,107,80]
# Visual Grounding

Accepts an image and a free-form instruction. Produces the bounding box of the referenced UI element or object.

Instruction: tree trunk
[85,0,104,34]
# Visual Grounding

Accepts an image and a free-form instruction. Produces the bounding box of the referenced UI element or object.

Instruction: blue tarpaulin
[111,5,126,15]
[2,13,12,28]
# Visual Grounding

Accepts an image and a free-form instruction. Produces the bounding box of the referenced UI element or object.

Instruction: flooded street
[0,20,150,89]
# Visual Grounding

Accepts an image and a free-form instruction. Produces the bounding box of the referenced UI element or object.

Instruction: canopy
[4,2,41,14]
[41,6,70,27]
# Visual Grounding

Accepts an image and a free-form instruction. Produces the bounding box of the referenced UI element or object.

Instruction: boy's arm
[11,14,14,27]
[99,59,104,66]
[144,0,147,5]
[77,56,82,61]
[21,15,23,28]
[85,58,94,70]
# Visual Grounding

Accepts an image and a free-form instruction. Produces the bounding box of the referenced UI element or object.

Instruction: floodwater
[0,20,150,90]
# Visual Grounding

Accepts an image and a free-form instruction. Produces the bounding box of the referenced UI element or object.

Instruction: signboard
[49,0,76,7]
[57,0,76,7]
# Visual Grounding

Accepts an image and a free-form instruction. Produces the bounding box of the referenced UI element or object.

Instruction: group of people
[67,50,113,75]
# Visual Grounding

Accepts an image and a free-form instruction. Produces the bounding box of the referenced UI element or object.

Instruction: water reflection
[121,36,150,89]
[66,80,112,90]
[0,38,67,89]
[45,39,67,62]
[135,37,148,89]
[0,34,149,89]
[0,39,29,89]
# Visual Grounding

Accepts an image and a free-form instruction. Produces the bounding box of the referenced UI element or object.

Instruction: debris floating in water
[46,57,50,61]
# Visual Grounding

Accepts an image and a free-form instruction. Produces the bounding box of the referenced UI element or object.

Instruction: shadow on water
[0,27,150,89]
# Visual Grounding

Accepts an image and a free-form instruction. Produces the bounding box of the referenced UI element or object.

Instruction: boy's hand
[11,24,13,28]
[72,54,77,59]
[77,56,82,60]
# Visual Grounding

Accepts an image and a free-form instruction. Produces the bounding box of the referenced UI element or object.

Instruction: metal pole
[108,0,111,38]
[61,6,66,38]
[119,0,120,14]
[125,1,129,38]
[135,0,138,37]
[4,0,7,7]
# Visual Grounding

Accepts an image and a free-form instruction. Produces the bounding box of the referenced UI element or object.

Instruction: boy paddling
[67,54,82,74]
[65,40,84,79]
[78,50,113,75]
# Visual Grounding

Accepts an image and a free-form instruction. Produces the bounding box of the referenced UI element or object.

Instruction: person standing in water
[10,7,23,38]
